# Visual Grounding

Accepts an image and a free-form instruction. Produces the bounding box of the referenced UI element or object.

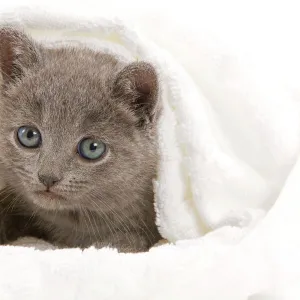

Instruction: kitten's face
[0,30,160,212]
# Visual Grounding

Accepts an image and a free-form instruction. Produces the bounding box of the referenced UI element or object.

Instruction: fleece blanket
[0,1,300,299]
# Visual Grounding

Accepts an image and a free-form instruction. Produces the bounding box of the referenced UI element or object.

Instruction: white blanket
[0,1,300,299]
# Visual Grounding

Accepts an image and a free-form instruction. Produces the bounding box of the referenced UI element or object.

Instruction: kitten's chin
[30,191,71,211]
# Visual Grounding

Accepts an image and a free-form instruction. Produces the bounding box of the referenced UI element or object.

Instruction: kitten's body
[0,189,158,251]
[0,28,161,252]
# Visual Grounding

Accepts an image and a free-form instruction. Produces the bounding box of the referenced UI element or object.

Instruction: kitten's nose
[38,173,62,188]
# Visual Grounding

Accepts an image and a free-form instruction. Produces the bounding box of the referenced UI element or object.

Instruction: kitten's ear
[0,27,40,87]
[113,62,161,128]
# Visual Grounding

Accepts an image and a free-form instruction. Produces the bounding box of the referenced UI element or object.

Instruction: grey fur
[0,27,161,252]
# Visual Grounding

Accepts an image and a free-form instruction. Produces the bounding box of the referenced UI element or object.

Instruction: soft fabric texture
[0,1,300,299]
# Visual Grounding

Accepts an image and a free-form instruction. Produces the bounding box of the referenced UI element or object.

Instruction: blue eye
[78,138,106,160]
[17,126,41,148]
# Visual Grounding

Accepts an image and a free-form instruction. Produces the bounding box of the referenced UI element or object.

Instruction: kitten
[0,27,162,252]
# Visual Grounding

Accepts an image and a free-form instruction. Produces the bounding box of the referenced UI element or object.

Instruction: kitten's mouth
[32,190,68,210]
[35,190,65,199]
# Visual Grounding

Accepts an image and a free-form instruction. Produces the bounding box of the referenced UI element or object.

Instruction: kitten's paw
[10,237,57,250]
[93,234,151,253]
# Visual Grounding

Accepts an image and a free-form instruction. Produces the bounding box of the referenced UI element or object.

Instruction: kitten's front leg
[0,211,26,245]
[0,197,14,244]
[0,214,8,244]
[0,189,36,244]
[94,232,151,253]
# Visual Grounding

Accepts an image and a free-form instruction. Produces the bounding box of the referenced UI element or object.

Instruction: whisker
[80,206,94,245]
[87,191,136,249]
[89,199,117,242]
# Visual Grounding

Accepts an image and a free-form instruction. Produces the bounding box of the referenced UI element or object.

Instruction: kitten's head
[0,27,161,212]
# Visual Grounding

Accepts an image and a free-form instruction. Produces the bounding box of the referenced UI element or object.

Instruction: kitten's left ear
[113,62,161,128]
[0,27,40,87]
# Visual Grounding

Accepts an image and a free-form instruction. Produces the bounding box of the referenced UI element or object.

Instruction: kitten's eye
[17,126,41,148]
[78,138,106,160]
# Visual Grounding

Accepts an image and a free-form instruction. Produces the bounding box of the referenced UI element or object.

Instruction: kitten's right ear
[0,27,40,87]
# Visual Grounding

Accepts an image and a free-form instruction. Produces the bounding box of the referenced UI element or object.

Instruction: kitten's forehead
[14,48,125,126]
[35,48,121,107]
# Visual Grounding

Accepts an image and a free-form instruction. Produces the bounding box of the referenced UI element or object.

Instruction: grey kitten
[0,27,161,252]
